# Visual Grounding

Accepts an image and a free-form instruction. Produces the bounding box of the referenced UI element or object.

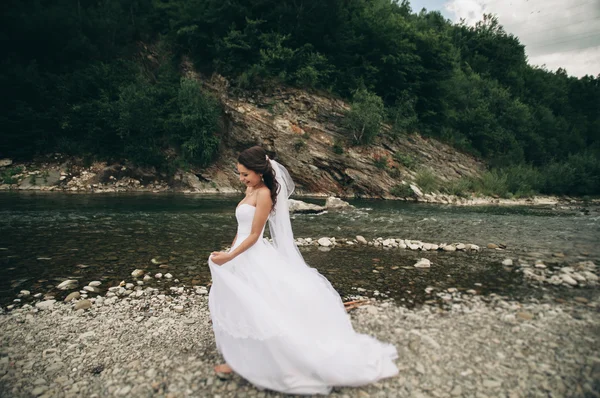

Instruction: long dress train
[207,203,398,395]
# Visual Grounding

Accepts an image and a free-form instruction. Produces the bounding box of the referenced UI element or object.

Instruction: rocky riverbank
[0,154,600,208]
[1,285,599,398]
[0,155,595,208]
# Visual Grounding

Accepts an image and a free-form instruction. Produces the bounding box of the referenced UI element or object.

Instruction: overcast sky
[409,0,600,78]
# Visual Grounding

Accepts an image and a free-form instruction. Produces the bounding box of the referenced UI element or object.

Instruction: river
[1,192,598,307]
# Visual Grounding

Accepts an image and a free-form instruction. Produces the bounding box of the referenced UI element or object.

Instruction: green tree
[345,89,385,144]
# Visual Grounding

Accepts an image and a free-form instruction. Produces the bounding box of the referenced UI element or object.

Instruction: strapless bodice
[235,203,264,237]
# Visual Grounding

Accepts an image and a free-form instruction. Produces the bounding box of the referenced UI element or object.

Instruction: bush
[374,155,388,169]
[393,152,417,169]
[542,152,600,196]
[414,169,440,193]
[0,166,23,185]
[502,164,544,198]
[344,89,384,145]
[390,183,414,198]
[471,170,509,198]
[332,139,344,154]
[293,139,307,150]
[443,177,474,198]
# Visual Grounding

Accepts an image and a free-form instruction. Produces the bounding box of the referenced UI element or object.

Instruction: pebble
[1,281,598,398]
[74,300,92,310]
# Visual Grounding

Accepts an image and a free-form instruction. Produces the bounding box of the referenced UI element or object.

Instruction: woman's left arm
[211,189,272,265]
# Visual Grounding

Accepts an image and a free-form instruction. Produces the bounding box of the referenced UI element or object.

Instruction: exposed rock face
[194,73,485,198]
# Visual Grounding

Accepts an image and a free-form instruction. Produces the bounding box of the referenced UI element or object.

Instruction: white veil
[267,159,309,270]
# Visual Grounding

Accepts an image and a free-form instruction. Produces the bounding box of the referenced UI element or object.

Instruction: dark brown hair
[238,146,280,209]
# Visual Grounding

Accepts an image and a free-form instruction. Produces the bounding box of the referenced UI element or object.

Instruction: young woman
[208,146,398,395]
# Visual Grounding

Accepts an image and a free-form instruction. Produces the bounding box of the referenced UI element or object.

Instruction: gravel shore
[1,288,599,398]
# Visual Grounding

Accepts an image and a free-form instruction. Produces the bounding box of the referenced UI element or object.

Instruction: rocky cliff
[188,73,485,199]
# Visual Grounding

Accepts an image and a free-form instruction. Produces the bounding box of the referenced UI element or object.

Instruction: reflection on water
[1,192,598,306]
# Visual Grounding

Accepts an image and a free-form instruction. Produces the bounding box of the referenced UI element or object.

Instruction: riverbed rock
[131,269,145,278]
[0,159,13,167]
[502,259,514,266]
[35,300,56,311]
[56,280,78,290]
[64,292,80,302]
[414,258,432,268]
[409,184,424,197]
[74,300,92,310]
[288,199,326,214]
[317,237,332,247]
[325,196,352,209]
[356,235,368,245]
[560,274,578,286]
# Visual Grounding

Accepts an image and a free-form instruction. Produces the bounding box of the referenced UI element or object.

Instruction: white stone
[561,274,578,286]
[410,184,424,197]
[502,259,513,266]
[35,300,56,310]
[582,271,598,282]
[414,258,431,268]
[571,272,586,282]
[164,273,173,279]
[325,196,352,209]
[317,237,332,247]
[155,273,163,279]
[88,281,101,287]
[131,269,144,278]
[57,280,78,290]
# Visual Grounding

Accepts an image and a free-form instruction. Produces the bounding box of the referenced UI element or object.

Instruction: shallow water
[1,192,598,306]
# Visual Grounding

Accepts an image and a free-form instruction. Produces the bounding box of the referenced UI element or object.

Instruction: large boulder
[288,199,326,214]
[325,196,353,209]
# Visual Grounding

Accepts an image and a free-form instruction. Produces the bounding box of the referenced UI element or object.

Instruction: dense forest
[1,0,599,196]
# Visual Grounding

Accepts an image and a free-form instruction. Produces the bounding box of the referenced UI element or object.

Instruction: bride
[208,146,398,395]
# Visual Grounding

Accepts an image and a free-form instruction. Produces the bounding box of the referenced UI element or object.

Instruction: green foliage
[293,139,307,151]
[470,170,510,198]
[414,169,440,193]
[345,89,385,144]
[388,92,418,135]
[390,183,414,198]
[443,178,474,198]
[332,139,345,155]
[393,152,416,169]
[171,79,221,166]
[374,155,389,169]
[541,153,600,196]
[0,166,23,185]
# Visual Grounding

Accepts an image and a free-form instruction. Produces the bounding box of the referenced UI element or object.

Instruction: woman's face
[237,163,262,188]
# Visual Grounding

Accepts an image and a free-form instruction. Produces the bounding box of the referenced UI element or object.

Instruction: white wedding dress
[207,202,398,395]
